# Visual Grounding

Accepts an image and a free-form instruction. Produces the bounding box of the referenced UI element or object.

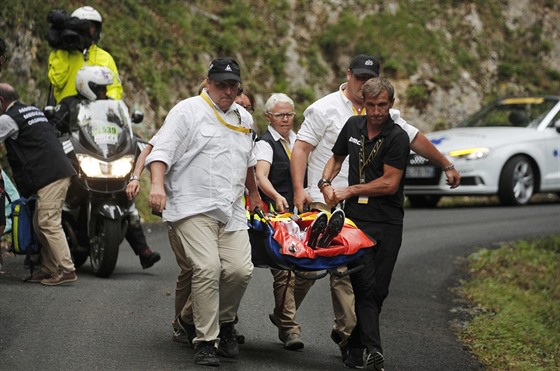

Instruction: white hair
[265,93,294,112]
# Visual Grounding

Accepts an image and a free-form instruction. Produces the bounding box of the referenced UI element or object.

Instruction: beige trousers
[166,224,193,329]
[271,268,314,339]
[33,177,75,273]
[171,214,253,344]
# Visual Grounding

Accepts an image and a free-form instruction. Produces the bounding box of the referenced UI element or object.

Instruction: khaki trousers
[171,214,253,344]
[33,177,75,273]
[307,201,357,340]
[271,268,314,339]
[166,224,193,329]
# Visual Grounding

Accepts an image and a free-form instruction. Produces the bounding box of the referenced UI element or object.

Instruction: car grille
[404,154,442,185]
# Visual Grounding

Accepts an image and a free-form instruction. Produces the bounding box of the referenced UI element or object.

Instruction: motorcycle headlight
[449,147,490,160]
[77,154,134,178]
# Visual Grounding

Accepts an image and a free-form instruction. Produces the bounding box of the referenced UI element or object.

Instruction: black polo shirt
[332,115,409,225]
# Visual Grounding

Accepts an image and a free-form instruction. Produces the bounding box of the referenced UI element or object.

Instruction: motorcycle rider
[48,5,122,104]
[51,66,161,269]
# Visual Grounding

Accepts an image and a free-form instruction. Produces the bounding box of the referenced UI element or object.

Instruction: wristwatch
[317,178,331,190]
[129,175,140,182]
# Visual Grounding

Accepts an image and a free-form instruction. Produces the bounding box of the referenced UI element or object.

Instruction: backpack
[10,197,41,255]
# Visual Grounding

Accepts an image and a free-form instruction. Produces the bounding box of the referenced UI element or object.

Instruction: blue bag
[10,197,41,255]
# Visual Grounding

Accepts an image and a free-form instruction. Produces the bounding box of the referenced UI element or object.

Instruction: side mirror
[131,110,144,124]
[43,105,55,120]
[555,119,560,134]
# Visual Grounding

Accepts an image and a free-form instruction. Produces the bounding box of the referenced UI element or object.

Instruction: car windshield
[457,97,559,128]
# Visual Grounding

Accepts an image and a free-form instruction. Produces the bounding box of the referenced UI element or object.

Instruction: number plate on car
[406,166,436,178]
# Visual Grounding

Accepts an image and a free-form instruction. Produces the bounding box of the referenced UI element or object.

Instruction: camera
[46,9,92,52]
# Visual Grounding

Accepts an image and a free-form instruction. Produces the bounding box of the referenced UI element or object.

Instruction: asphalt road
[1,201,559,370]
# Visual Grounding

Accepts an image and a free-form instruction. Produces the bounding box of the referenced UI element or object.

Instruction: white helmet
[71,6,102,22]
[76,66,113,101]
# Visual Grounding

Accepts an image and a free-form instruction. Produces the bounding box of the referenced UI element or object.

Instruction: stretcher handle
[328,264,365,278]
[293,269,329,280]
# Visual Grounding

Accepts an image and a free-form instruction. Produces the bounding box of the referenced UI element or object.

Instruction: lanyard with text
[200,91,252,135]
[358,135,384,204]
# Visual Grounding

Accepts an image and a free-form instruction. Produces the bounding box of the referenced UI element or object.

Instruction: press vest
[4,101,75,196]
[258,130,295,211]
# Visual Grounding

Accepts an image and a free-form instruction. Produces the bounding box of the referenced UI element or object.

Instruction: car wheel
[498,155,535,206]
[407,195,441,208]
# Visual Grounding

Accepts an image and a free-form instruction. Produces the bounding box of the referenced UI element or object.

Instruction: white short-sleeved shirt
[145,93,255,230]
[296,83,419,202]
[254,125,297,163]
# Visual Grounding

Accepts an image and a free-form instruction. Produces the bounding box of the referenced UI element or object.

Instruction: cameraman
[48,6,122,104]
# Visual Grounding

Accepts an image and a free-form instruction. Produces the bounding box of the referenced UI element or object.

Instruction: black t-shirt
[332,115,409,225]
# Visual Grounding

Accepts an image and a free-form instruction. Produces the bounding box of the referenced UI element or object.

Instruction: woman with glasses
[254,93,310,351]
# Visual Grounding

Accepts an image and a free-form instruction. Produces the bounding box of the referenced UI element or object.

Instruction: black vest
[4,101,75,197]
[258,130,295,211]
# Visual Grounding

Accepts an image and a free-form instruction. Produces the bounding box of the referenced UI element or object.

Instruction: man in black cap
[290,54,461,360]
[146,57,261,367]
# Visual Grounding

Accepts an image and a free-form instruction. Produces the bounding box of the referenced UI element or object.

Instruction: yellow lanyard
[352,106,366,115]
[280,139,292,159]
[200,91,251,135]
[359,136,384,184]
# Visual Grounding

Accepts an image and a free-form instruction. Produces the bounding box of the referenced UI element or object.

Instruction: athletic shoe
[318,209,345,248]
[174,316,196,346]
[40,270,77,286]
[331,329,349,360]
[194,341,220,367]
[217,322,239,357]
[284,333,304,350]
[344,348,384,370]
[306,211,328,248]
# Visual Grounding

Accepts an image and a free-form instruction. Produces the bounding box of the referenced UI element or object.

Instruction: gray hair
[265,93,294,112]
[362,77,395,101]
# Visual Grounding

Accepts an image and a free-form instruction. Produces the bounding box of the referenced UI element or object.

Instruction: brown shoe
[41,270,77,286]
[25,270,52,283]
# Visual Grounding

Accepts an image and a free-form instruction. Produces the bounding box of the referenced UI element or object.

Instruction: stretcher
[248,210,376,279]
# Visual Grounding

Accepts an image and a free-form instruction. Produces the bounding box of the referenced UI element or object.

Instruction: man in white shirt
[146,57,261,367]
[290,54,461,358]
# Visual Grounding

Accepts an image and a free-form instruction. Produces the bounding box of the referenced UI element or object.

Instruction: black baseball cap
[208,57,242,82]
[349,54,380,77]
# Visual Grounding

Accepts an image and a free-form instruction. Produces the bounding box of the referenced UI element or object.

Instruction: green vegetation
[456,236,560,369]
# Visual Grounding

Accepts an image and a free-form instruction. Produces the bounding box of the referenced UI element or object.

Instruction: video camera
[46,9,92,52]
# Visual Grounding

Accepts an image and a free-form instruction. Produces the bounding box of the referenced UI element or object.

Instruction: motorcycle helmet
[72,6,102,42]
[76,66,113,101]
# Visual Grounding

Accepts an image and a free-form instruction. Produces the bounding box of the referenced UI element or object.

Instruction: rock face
[2,1,559,136]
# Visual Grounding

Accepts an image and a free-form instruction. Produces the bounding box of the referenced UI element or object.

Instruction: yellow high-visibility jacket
[48,44,123,103]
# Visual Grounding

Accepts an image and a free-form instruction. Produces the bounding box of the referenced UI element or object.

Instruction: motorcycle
[57,99,144,277]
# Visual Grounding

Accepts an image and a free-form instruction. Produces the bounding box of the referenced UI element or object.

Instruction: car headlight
[77,154,134,178]
[449,147,490,160]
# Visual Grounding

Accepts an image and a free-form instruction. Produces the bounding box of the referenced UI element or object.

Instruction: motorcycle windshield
[73,100,134,159]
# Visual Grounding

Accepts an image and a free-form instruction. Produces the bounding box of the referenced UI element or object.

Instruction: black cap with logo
[208,57,242,82]
[349,54,380,77]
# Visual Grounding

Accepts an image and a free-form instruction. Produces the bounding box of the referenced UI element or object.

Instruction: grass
[455,236,560,369]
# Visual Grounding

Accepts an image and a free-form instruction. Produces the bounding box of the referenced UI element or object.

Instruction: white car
[405,96,560,207]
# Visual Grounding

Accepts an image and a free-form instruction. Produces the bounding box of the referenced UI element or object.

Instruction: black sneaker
[139,248,161,269]
[175,316,196,346]
[306,211,328,248]
[344,348,384,370]
[217,322,239,358]
[331,329,349,360]
[363,351,384,370]
[194,341,220,367]
[318,209,345,248]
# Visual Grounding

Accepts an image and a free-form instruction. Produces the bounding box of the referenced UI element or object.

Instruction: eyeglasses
[239,105,254,114]
[268,112,296,119]
[212,80,240,91]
